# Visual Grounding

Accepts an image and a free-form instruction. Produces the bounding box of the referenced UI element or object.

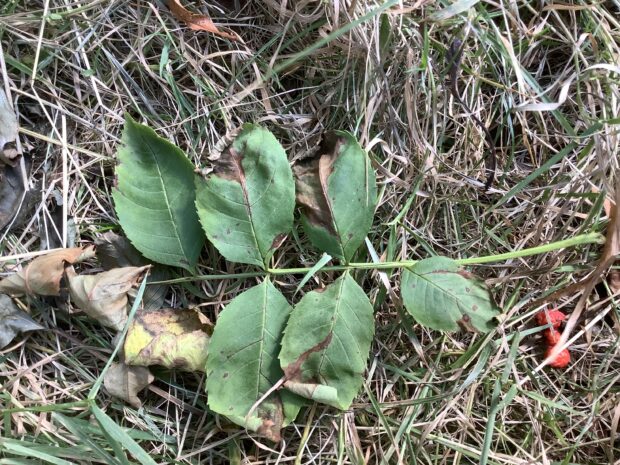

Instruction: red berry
[535,309,567,329]
[543,328,561,345]
[544,345,571,369]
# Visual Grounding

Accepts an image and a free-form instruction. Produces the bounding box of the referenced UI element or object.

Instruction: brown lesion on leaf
[457,314,477,332]
[457,269,475,279]
[282,331,333,382]
[293,133,346,236]
[269,233,288,252]
[212,146,246,184]
[256,397,284,442]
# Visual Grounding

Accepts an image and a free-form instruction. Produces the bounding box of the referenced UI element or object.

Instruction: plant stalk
[156,232,604,284]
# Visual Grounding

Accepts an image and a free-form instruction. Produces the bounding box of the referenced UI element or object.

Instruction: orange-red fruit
[543,328,561,345]
[535,309,567,329]
[544,345,571,369]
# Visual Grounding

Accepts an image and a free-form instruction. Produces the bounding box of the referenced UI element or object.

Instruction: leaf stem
[156,232,603,284]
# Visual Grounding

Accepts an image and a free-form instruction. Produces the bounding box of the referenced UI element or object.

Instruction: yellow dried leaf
[124,308,209,372]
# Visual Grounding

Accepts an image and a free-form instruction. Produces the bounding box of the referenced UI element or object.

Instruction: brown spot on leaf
[457,269,475,279]
[472,305,479,311]
[270,233,287,252]
[457,315,477,332]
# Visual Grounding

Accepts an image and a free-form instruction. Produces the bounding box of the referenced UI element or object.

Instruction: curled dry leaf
[0,294,44,348]
[168,0,238,40]
[66,265,150,331]
[0,246,96,296]
[124,308,209,372]
[103,362,154,408]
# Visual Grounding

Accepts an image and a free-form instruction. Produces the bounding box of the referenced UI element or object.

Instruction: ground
[1,1,619,464]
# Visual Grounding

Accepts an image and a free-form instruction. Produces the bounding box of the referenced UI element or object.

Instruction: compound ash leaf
[113,115,205,272]
[279,273,374,410]
[168,0,238,40]
[66,266,150,331]
[195,125,295,269]
[124,308,209,372]
[206,281,303,442]
[294,131,377,263]
[401,256,500,333]
[0,246,95,296]
[103,363,154,408]
[0,294,44,348]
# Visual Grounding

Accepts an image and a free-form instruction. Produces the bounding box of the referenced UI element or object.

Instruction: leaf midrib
[412,269,483,322]
[231,152,264,267]
[316,275,346,382]
[138,130,190,264]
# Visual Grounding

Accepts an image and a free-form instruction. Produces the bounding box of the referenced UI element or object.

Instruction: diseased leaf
[168,0,238,40]
[66,266,149,331]
[0,294,44,348]
[103,363,154,408]
[195,125,295,268]
[124,308,209,371]
[295,131,376,263]
[401,256,500,332]
[279,273,374,410]
[0,246,95,296]
[206,281,303,441]
[113,115,205,271]
[0,89,18,152]
[95,232,170,310]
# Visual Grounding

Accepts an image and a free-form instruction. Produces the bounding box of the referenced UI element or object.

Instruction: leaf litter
[103,363,154,408]
[167,0,238,40]
[0,294,44,348]
[0,246,96,296]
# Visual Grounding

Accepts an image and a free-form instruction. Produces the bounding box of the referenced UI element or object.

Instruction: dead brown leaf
[66,266,150,331]
[0,246,96,296]
[124,308,209,371]
[167,0,238,40]
[103,362,154,408]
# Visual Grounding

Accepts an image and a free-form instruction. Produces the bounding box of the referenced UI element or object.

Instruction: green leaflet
[279,273,374,410]
[295,131,377,263]
[195,125,295,268]
[113,115,204,271]
[206,280,303,441]
[401,256,500,332]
